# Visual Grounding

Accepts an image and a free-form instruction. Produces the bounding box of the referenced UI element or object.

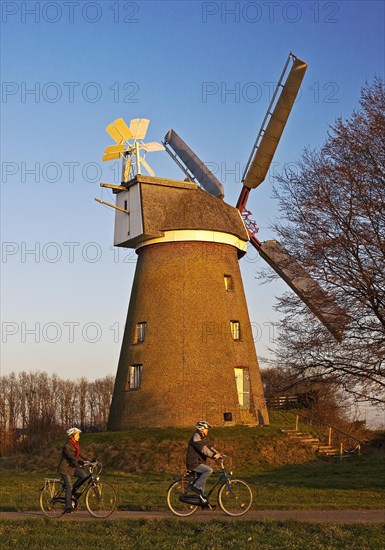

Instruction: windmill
[99,53,345,431]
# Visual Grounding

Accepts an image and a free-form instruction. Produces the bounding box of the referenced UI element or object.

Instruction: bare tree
[264,78,385,405]
[0,373,21,454]
[78,377,89,431]
[0,372,114,453]
[87,376,114,430]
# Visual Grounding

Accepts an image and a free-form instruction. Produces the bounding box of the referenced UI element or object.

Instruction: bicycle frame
[183,459,235,503]
[167,456,253,517]
[41,460,118,519]
[44,462,100,505]
[70,473,92,499]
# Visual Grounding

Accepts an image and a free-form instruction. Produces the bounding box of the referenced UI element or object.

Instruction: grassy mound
[1,412,384,513]
[6,412,317,475]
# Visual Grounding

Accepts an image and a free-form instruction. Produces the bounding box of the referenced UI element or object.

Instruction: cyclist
[58,427,89,513]
[186,420,221,501]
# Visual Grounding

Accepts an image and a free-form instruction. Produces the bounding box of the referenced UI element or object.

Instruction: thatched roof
[132,175,248,242]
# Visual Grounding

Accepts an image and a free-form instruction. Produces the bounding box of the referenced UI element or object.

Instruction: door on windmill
[234,368,250,409]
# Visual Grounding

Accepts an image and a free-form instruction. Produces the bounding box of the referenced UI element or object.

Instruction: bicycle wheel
[85,481,117,518]
[40,480,66,518]
[166,480,198,517]
[218,479,253,516]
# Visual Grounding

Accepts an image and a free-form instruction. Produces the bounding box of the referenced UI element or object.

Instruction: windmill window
[126,364,143,390]
[224,274,234,291]
[230,321,240,341]
[134,322,146,343]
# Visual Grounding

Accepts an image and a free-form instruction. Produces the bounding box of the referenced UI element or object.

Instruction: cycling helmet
[195,420,211,430]
[66,427,82,437]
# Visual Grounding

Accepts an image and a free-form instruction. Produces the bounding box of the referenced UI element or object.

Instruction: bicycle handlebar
[218,455,233,471]
[83,460,98,466]
[83,460,102,475]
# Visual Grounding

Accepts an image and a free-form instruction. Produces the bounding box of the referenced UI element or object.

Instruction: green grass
[0,519,384,550]
[1,417,385,512]
[1,455,384,512]
[1,418,384,549]
[1,416,384,512]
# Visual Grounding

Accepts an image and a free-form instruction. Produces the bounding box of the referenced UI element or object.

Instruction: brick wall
[108,240,269,429]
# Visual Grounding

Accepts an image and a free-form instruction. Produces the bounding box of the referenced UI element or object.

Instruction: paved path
[1,510,384,523]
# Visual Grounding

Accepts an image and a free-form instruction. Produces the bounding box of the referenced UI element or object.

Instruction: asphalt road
[1,510,384,523]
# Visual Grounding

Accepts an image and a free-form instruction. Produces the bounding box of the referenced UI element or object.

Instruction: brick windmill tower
[98,54,345,430]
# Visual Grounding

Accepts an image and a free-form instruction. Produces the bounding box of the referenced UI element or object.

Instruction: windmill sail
[242,56,308,191]
[141,142,166,152]
[129,118,150,140]
[113,118,134,141]
[106,119,133,144]
[234,54,346,340]
[254,238,347,341]
[102,144,125,161]
[163,129,225,199]
[101,117,164,178]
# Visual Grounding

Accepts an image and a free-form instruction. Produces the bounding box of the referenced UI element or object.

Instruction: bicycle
[166,456,253,517]
[39,461,117,518]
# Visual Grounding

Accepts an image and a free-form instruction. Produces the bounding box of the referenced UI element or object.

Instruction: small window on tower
[230,320,240,341]
[224,274,234,291]
[134,322,146,343]
[126,365,143,390]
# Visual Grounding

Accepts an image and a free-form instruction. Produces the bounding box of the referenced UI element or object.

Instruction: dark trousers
[61,469,88,508]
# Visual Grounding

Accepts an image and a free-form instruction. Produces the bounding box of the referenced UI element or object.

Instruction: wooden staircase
[282,429,343,457]
[281,416,362,459]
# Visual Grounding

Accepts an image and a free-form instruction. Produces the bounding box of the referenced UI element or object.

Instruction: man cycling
[186,420,221,501]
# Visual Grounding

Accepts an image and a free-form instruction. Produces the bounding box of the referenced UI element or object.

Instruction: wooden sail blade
[102,144,125,161]
[243,57,308,190]
[106,123,125,145]
[253,238,347,341]
[139,156,155,177]
[113,118,133,141]
[141,141,165,152]
[129,118,150,140]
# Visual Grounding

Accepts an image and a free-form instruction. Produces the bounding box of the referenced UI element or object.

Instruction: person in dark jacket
[186,420,221,500]
[58,427,89,513]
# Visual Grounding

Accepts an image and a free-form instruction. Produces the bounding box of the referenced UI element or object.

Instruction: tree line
[0,371,114,455]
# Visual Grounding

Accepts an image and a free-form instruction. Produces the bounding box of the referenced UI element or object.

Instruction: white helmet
[66,427,82,437]
[195,420,211,430]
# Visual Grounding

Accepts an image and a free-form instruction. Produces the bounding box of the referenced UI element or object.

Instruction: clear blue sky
[1,1,384,424]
